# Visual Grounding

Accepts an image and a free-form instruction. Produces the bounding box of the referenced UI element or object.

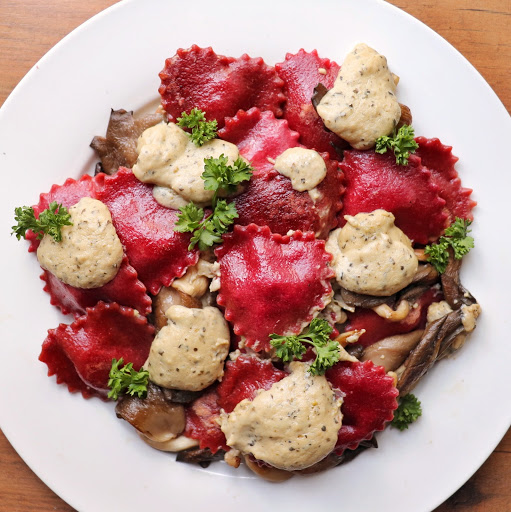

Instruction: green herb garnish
[175,154,253,250]
[107,358,149,401]
[424,217,474,273]
[375,124,419,165]
[202,155,253,199]
[270,318,340,376]
[177,108,218,146]
[391,393,422,431]
[11,201,72,242]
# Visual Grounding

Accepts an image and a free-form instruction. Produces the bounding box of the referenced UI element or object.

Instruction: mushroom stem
[372,300,410,322]
[361,330,424,372]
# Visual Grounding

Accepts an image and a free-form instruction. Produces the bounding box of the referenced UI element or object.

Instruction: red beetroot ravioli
[339,151,448,244]
[184,387,227,454]
[233,152,343,238]
[215,224,334,351]
[26,174,98,253]
[95,168,198,295]
[159,46,285,128]
[217,355,287,413]
[275,49,347,160]
[326,360,398,454]
[415,137,476,224]
[39,302,154,399]
[218,108,301,173]
[345,287,442,347]
[41,255,151,317]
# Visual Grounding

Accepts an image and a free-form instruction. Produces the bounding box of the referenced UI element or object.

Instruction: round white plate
[0,0,510,511]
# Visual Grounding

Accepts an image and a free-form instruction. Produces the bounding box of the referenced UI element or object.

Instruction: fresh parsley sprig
[375,125,419,165]
[177,108,218,146]
[391,393,422,431]
[107,358,149,401]
[270,318,340,376]
[424,218,474,273]
[175,154,253,250]
[12,201,73,242]
[202,155,253,200]
[177,199,239,251]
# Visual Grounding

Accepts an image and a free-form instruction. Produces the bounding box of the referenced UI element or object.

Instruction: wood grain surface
[0,1,509,511]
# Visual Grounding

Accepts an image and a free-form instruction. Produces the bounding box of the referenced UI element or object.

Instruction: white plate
[0,0,510,511]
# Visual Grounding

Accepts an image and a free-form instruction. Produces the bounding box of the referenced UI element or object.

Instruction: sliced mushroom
[243,456,294,482]
[397,103,412,127]
[153,287,202,331]
[336,329,366,347]
[139,434,199,453]
[346,343,365,359]
[361,330,424,372]
[311,83,329,110]
[414,248,428,261]
[441,249,476,310]
[410,263,439,285]
[397,309,466,394]
[340,287,394,309]
[90,108,164,174]
[372,300,410,322]
[115,382,186,443]
[177,447,226,468]
[339,265,438,311]
[160,387,203,404]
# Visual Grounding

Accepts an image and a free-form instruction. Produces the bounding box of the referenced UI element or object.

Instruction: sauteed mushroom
[441,248,475,309]
[362,330,424,372]
[397,301,480,395]
[177,447,226,468]
[115,382,186,443]
[91,108,164,174]
[243,456,293,482]
[153,287,202,331]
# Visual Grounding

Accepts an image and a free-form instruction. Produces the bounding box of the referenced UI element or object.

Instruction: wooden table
[0,1,509,510]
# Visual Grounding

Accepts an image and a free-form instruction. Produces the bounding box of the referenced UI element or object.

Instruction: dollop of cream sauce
[317,43,401,150]
[37,197,123,289]
[133,122,240,205]
[274,148,327,192]
[220,362,342,471]
[326,209,418,296]
[152,185,190,210]
[145,305,230,391]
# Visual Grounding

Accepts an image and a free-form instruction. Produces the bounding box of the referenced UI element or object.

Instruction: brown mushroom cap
[115,382,186,443]
[90,108,164,174]
[152,287,202,331]
[362,330,424,372]
[243,456,294,482]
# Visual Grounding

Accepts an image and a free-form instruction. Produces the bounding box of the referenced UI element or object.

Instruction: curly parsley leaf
[107,358,149,401]
[444,218,474,258]
[210,199,239,231]
[391,393,422,431]
[12,201,72,242]
[424,218,474,273]
[174,203,205,234]
[177,108,218,146]
[375,124,419,165]
[270,333,307,362]
[202,155,254,196]
[176,154,253,250]
[179,199,239,251]
[270,318,339,376]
